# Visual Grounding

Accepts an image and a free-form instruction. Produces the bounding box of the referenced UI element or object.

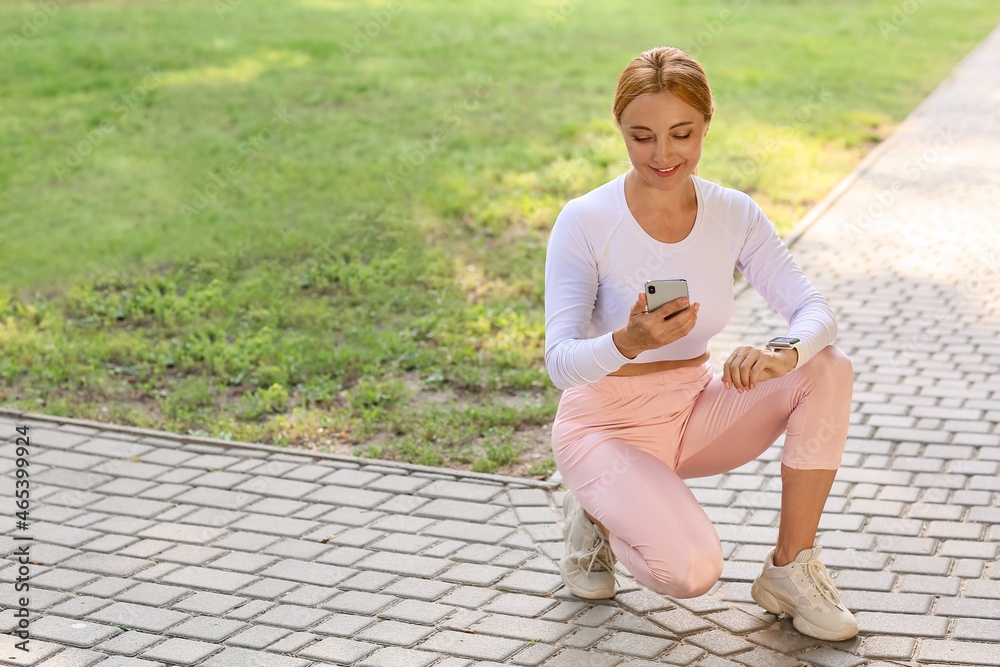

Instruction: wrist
[613,327,642,360]
[776,347,798,371]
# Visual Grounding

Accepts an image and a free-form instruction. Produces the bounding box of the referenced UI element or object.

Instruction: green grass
[2,0,998,475]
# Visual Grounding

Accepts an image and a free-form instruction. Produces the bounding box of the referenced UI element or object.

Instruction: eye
[675,134,691,140]
[632,136,652,142]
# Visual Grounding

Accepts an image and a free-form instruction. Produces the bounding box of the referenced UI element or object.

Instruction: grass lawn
[2,0,998,477]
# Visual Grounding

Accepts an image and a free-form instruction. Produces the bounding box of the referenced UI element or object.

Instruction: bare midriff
[607,350,711,377]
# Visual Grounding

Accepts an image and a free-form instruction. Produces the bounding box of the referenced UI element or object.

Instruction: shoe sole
[751,579,858,642]
[558,558,616,600]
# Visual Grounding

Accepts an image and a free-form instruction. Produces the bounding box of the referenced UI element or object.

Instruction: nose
[654,138,672,166]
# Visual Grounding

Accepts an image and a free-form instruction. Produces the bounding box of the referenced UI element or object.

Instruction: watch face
[769,337,800,346]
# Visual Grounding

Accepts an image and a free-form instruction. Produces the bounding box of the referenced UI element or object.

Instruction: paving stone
[229,514,319,537]
[61,553,152,578]
[260,630,319,653]
[471,613,575,643]
[224,625,292,650]
[115,582,190,606]
[855,611,948,637]
[34,647,107,666]
[648,608,714,635]
[171,592,247,615]
[355,619,435,646]
[730,648,801,667]
[141,637,220,665]
[495,569,563,594]
[310,612,377,637]
[210,531,280,552]
[414,498,505,522]
[898,574,961,595]
[238,578,300,599]
[437,586,501,609]
[684,629,755,656]
[358,646,439,667]
[304,485,391,508]
[297,637,380,663]
[0,635,64,664]
[161,566,258,593]
[418,480,504,502]
[364,474,433,495]
[919,639,1000,666]
[323,590,399,615]
[30,615,121,647]
[840,591,932,614]
[374,599,454,625]
[254,604,330,630]
[935,597,1000,618]
[201,646,310,667]
[135,522,228,544]
[167,616,247,642]
[480,593,556,618]
[860,635,916,660]
[208,552,279,574]
[595,631,674,659]
[797,647,866,667]
[418,631,526,661]
[560,626,610,649]
[224,599,276,620]
[422,520,515,544]
[87,602,190,633]
[280,584,337,606]
[544,647,624,666]
[258,559,355,587]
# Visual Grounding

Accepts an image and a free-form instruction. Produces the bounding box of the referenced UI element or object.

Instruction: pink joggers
[551,345,853,598]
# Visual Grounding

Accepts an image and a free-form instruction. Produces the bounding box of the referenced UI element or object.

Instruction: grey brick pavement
[3,21,1000,667]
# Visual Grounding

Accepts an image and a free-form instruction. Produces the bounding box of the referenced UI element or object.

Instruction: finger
[631,292,647,316]
[739,352,758,391]
[727,349,747,391]
[661,296,691,320]
[748,353,768,390]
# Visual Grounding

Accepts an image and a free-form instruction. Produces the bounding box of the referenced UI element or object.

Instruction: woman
[544,46,857,642]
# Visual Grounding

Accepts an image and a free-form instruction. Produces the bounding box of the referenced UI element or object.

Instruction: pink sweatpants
[551,345,853,598]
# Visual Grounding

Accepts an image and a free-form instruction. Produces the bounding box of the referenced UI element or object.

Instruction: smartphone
[644,279,689,317]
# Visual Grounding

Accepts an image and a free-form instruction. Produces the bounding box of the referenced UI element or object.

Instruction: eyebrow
[629,122,694,131]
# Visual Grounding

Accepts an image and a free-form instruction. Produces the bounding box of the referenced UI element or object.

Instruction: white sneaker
[558,491,617,599]
[751,547,858,641]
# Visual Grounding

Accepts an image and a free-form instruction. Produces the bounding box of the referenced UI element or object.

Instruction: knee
[644,547,723,599]
[806,345,853,384]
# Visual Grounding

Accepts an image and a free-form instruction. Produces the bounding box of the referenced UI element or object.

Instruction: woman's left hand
[723,346,798,393]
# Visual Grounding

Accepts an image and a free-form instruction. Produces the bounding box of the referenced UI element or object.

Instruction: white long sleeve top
[544,171,837,390]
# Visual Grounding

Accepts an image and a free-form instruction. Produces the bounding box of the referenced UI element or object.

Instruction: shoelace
[802,559,842,606]
[575,534,619,584]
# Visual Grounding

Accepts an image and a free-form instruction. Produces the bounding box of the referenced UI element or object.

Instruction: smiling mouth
[653,165,679,173]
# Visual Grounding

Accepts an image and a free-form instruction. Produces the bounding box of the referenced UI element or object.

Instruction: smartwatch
[766,336,800,352]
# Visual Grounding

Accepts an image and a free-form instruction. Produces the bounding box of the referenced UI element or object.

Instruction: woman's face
[619,91,710,193]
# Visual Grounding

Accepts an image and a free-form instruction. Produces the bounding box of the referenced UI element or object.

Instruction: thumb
[631,292,647,315]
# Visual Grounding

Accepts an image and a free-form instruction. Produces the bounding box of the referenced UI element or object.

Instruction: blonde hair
[613,46,714,128]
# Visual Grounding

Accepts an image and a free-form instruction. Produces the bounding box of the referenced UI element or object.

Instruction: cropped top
[543,171,837,390]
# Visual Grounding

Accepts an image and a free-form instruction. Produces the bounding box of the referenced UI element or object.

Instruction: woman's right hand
[612,291,700,359]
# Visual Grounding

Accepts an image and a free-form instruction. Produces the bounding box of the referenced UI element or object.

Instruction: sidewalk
[3,23,1000,667]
